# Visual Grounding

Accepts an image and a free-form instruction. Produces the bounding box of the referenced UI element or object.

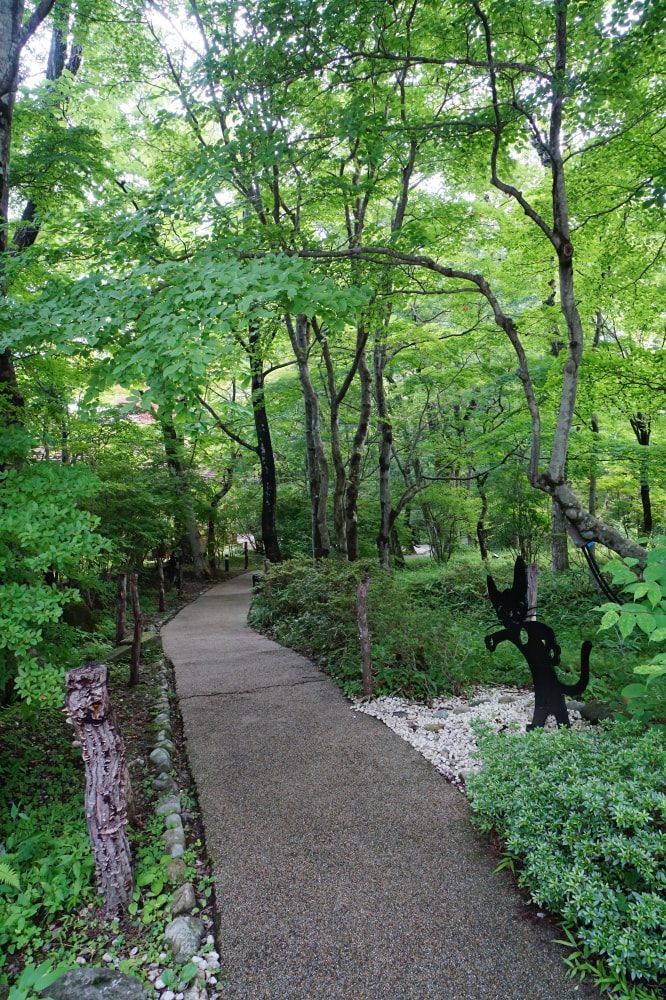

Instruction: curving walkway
[162,574,600,1000]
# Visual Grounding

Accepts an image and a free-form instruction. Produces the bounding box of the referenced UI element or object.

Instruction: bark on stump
[64,663,134,917]
[357,572,374,696]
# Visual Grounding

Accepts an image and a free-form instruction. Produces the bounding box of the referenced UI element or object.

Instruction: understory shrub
[248,558,489,698]
[0,708,97,976]
[249,556,618,700]
[468,722,666,987]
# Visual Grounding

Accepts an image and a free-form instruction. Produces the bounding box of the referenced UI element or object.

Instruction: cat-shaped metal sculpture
[485,556,591,730]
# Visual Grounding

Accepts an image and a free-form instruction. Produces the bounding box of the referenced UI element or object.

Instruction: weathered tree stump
[129,573,143,687]
[64,664,134,917]
[115,573,127,645]
[357,572,374,697]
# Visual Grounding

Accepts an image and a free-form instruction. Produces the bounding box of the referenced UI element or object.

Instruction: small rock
[167,859,187,883]
[451,705,471,715]
[182,981,207,1000]
[162,991,176,1000]
[153,775,179,794]
[164,916,206,963]
[156,738,177,754]
[171,881,197,916]
[102,953,113,963]
[580,700,614,723]
[37,968,149,999]
[163,813,184,834]
[154,977,166,990]
[156,795,182,816]
[498,695,515,704]
[392,710,407,718]
[163,828,186,857]
[433,708,449,718]
[150,748,172,773]
[423,723,445,732]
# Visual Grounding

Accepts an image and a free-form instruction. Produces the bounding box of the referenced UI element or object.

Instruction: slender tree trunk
[374,335,393,569]
[476,473,489,561]
[589,415,599,516]
[115,573,127,645]
[629,413,652,536]
[249,324,282,563]
[356,573,374,697]
[155,555,166,612]
[551,498,569,572]
[160,415,212,579]
[129,573,142,687]
[287,315,330,561]
[345,349,373,561]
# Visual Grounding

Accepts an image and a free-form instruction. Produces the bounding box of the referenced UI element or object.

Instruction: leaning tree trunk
[64,664,134,918]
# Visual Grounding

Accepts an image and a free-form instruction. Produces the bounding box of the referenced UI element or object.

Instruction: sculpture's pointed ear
[487,574,500,607]
[513,556,527,596]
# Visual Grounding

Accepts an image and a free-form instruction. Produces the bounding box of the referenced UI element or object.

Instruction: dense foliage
[468,723,666,992]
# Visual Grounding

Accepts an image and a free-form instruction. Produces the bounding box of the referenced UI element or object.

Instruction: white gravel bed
[353,686,586,790]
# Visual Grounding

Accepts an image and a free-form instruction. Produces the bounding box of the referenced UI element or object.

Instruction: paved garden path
[162,574,600,1000]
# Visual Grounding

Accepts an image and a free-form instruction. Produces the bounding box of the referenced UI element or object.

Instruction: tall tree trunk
[374,334,393,570]
[476,480,489,562]
[160,415,211,579]
[287,314,330,561]
[249,324,282,563]
[629,412,652,536]
[345,346,373,562]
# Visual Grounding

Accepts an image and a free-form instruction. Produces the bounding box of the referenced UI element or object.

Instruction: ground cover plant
[467,722,666,999]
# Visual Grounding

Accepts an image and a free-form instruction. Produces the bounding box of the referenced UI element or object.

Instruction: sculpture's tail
[560,640,591,697]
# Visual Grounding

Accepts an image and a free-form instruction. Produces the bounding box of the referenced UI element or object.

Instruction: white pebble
[102,953,113,964]
[154,978,166,990]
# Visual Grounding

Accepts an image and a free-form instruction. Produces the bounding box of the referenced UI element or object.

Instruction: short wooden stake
[357,572,374,697]
[129,573,143,687]
[64,663,134,917]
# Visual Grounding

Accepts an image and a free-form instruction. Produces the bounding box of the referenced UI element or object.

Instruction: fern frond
[0,861,20,888]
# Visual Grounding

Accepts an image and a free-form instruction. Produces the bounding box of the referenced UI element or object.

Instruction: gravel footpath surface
[162,574,600,1000]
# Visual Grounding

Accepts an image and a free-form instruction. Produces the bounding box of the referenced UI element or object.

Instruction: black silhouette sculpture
[485,556,591,730]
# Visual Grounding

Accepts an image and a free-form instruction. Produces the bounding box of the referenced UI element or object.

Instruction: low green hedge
[468,721,666,991]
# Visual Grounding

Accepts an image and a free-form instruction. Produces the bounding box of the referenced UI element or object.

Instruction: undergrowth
[249,553,646,702]
[467,721,666,998]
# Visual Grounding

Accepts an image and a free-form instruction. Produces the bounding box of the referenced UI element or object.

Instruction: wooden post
[129,573,143,687]
[357,572,374,696]
[244,541,248,569]
[177,560,184,598]
[115,573,127,645]
[155,554,166,612]
[224,553,230,573]
[64,664,134,917]
[527,562,539,621]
